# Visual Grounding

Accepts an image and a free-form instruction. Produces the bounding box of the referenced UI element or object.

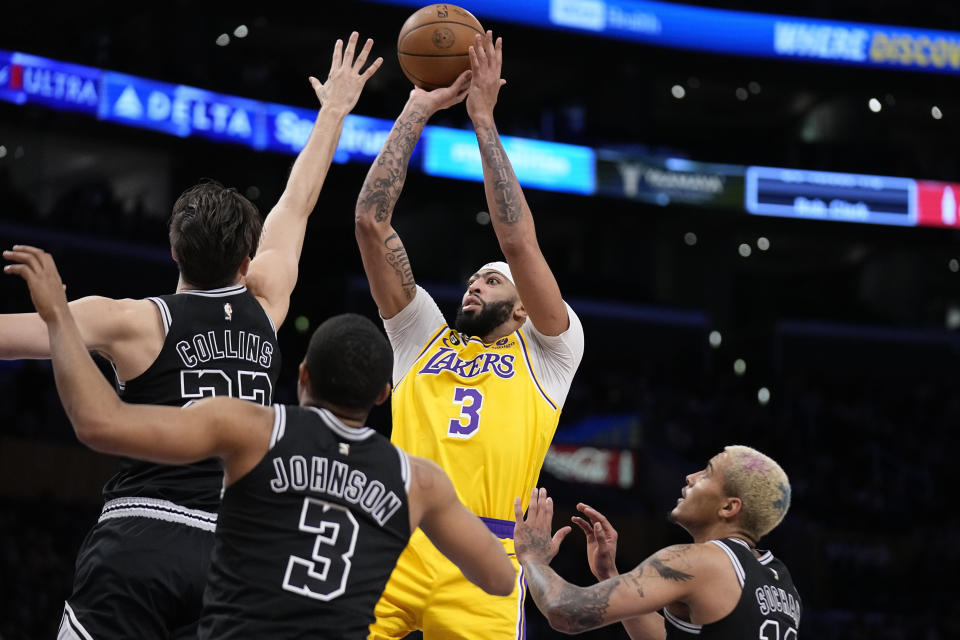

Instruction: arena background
[0,1,957,637]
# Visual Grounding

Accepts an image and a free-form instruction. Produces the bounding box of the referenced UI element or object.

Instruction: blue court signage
[375,0,960,75]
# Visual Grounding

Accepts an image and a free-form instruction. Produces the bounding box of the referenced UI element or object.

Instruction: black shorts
[58,499,216,640]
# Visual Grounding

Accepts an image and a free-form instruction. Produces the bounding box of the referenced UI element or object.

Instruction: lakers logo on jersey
[418,347,515,379]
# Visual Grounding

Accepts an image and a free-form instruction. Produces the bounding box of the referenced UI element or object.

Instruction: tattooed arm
[516,489,710,636]
[354,74,470,318]
[465,33,568,336]
[573,503,667,640]
[523,546,704,635]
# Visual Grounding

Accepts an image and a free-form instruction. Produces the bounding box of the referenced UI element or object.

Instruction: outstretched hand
[408,69,472,114]
[572,502,620,580]
[466,31,506,121]
[309,31,383,114]
[3,245,68,322]
[514,488,571,566]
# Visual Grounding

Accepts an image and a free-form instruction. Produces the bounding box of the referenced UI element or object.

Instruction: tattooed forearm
[524,562,617,633]
[383,233,415,299]
[559,578,618,632]
[357,107,430,224]
[476,124,523,225]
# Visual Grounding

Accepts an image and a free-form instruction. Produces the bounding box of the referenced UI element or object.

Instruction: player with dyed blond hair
[515,445,800,639]
[354,31,584,639]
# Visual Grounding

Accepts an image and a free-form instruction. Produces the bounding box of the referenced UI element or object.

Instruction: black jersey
[199,405,412,640]
[102,284,281,512]
[665,538,801,640]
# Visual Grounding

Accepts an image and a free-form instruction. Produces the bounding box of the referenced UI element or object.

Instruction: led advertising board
[375,0,960,75]
[745,166,916,226]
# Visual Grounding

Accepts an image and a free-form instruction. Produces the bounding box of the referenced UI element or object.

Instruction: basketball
[397,4,484,90]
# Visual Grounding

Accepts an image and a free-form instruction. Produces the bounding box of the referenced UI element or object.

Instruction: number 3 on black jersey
[180,369,273,406]
[282,498,359,601]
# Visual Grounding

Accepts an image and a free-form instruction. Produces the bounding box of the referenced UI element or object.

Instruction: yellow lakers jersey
[392,326,561,521]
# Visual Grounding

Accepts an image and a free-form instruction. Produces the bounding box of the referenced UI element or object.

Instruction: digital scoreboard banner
[3,48,960,230]
[0,48,594,193]
[596,149,744,209]
[0,51,101,115]
[745,166,916,226]
[422,126,596,194]
[543,444,635,489]
[916,180,960,229]
[263,107,395,162]
[101,72,267,148]
[374,0,960,75]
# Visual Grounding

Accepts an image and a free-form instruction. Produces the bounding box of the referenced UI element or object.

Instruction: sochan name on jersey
[418,347,516,379]
[755,584,801,626]
[269,455,403,526]
[176,330,274,368]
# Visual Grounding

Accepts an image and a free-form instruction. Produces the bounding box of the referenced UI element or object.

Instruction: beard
[454,299,515,338]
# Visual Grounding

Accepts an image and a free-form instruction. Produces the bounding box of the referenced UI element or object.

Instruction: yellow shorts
[368,521,526,640]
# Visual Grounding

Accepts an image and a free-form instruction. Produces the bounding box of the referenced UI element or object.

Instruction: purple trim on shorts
[481,516,515,539]
[518,564,527,639]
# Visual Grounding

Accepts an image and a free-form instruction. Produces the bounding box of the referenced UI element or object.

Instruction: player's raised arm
[354,73,471,318]
[3,245,271,473]
[247,32,383,327]
[407,455,515,596]
[466,32,568,336]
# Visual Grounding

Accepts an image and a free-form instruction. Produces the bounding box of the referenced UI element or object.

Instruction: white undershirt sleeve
[522,303,585,409]
[382,286,448,385]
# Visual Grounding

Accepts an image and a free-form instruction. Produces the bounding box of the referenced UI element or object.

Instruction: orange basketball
[397,4,484,90]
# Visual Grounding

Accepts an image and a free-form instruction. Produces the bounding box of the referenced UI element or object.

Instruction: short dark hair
[305,314,393,412]
[168,180,262,289]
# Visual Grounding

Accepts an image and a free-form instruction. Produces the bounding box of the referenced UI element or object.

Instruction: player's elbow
[468,551,514,596]
[354,209,380,235]
[496,233,538,261]
[544,606,576,634]
[71,415,117,453]
[67,402,124,454]
[488,562,516,596]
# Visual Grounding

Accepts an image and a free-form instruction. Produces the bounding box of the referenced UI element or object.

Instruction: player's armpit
[410,457,515,596]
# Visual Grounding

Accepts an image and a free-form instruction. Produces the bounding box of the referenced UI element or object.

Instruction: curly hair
[168,180,262,289]
[722,445,792,541]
